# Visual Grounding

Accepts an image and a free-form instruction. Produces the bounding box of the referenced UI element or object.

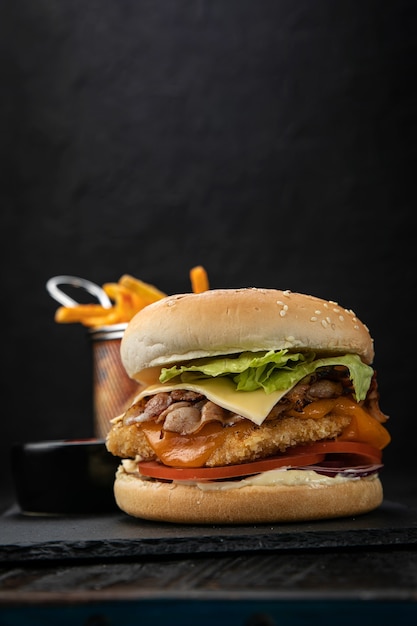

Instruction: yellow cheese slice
[135,376,290,425]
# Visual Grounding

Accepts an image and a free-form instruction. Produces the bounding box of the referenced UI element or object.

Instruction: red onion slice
[304,463,383,477]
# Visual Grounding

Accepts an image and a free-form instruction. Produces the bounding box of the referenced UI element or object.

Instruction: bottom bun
[113,468,383,524]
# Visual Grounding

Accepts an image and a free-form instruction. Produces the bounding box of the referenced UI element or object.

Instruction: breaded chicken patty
[107,412,350,467]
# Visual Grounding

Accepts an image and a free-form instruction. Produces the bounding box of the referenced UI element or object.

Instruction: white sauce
[121,459,378,491]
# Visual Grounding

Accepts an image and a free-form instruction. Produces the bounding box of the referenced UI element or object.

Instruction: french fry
[103,283,144,322]
[78,312,122,327]
[190,265,210,293]
[54,304,111,324]
[118,274,167,306]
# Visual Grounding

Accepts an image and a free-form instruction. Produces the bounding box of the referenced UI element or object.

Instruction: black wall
[1,1,416,500]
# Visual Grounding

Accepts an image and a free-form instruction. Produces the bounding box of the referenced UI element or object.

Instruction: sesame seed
[315,310,321,315]
[283,290,291,296]
[283,304,288,311]
[321,319,328,328]
[276,300,284,305]
[354,325,359,330]
[280,310,286,317]
[339,315,344,321]
[333,307,340,313]
[324,303,329,309]
[326,316,331,323]
[310,316,317,322]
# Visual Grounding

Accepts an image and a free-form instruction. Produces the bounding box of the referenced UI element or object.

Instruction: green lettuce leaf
[159,350,373,402]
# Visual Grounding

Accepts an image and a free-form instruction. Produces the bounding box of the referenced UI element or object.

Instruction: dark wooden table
[1,470,416,626]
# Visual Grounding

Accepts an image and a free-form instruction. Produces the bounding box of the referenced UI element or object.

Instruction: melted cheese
[135,376,290,425]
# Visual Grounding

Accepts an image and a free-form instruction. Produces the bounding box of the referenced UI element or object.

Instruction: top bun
[121,288,374,381]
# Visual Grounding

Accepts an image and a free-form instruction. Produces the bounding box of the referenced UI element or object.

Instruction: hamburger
[106,288,390,524]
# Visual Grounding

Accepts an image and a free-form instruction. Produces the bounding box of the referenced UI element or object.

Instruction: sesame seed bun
[121,288,374,382]
[113,467,383,524]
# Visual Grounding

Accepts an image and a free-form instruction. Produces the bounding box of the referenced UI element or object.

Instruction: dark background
[1,1,415,504]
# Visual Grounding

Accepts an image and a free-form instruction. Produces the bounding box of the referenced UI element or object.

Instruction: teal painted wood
[2,600,417,626]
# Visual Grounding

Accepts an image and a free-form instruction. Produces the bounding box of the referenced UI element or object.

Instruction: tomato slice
[138,452,326,481]
[138,440,383,482]
[290,441,382,465]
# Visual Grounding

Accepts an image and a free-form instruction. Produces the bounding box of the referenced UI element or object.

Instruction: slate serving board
[1,500,417,563]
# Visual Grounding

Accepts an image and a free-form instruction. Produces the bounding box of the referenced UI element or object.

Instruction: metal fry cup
[89,323,141,438]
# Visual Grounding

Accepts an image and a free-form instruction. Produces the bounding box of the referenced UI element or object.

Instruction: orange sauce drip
[334,396,391,450]
[289,396,390,450]
[140,421,255,468]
